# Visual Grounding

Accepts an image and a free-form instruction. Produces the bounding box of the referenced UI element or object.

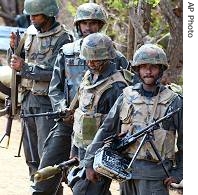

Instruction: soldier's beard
[88,61,107,74]
[33,23,41,31]
[82,30,95,37]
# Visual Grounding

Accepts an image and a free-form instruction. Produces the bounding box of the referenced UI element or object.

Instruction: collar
[133,83,166,97]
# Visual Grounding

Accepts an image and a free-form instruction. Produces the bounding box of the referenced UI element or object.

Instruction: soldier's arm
[171,95,183,183]
[48,51,67,112]
[163,94,183,184]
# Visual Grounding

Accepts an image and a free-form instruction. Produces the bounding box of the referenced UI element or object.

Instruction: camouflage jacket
[84,83,183,183]
[70,62,128,157]
[49,38,129,112]
[7,22,73,106]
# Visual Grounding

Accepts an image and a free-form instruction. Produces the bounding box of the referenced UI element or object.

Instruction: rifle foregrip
[34,166,61,182]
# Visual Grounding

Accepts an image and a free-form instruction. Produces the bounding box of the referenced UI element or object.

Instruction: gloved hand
[62,109,75,125]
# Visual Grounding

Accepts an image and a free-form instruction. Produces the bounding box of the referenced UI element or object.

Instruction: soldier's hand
[86,167,101,183]
[164,176,177,187]
[62,109,75,125]
[10,54,24,71]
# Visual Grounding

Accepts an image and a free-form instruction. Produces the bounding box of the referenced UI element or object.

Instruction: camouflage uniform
[84,44,183,195]
[7,0,73,183]
[71,32,128,195]
[32,3,129,195]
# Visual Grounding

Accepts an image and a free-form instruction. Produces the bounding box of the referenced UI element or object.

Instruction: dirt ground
[0,115,182,195]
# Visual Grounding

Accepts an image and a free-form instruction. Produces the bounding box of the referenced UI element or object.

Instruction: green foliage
[149,10,169,38]
[67,2,78,17]
[106,0,127,10]
[145,0,160,7]
[177,75,183,86]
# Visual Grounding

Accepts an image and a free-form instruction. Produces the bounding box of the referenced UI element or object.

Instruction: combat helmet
[80,32,116,61]
[74,3,107,26]
[132,44,169,73]
[24,0,59,17]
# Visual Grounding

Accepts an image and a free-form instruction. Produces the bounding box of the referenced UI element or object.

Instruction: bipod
[0,98,13,148]
[125,125,170,177]
[14,125,25,157]
[22,115,38,168]
[0,115,13,149]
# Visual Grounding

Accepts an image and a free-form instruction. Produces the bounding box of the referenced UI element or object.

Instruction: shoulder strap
[93,71,128,109]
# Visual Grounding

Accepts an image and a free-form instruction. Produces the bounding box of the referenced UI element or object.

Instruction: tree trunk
[159,0,183,83]
[127,16,135,61]
[0,0,24,26]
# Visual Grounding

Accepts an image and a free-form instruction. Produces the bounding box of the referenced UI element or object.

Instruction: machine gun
[93,107,182,182]
[34,158,79,182]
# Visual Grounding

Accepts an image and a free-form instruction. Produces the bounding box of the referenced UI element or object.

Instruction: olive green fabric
[24,0,59,17]
[74,3,107,25]
[132,44,169,73]
[80,33,116,60]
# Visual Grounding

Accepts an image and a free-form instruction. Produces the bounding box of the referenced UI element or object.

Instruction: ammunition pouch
[73,108,103,148]
[31,80,49,95]
[21,78,49,95]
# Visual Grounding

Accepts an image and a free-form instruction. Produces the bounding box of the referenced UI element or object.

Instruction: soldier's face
[139,64,160,86]
[79,20,102,37]
[87,60,108,74]
[30,14,49,32]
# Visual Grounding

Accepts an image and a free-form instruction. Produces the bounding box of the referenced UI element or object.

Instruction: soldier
[70,32,128,195]
[31,2,130,195]
[84,44,183,195]
[8,0,73,183]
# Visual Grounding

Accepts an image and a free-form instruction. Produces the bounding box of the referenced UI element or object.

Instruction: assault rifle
[19,109,73,164]
[93,107,182,182]
[0,30,22,149]
[20,110,72,120]
[34,158,79,182]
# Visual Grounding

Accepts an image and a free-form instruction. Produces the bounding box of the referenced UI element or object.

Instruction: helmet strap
[76,23,83,37]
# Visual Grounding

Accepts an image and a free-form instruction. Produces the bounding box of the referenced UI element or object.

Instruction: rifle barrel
[115,108,181,150]
[130,108,181,138]
[20,111,61,118]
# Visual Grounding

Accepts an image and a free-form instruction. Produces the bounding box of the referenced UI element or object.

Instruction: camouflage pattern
[73,71,127,148]
[21,24,67,96]
[24,0,59,17]
[132,44,168,73]
[119,85,177,161]
[80,33,116,60]
[61,39,87,105]
[74,3,107,25]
